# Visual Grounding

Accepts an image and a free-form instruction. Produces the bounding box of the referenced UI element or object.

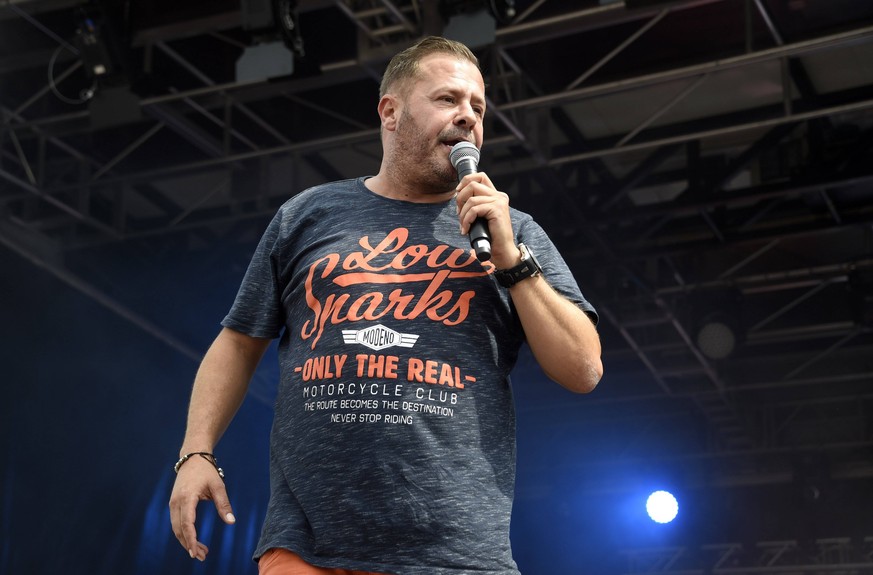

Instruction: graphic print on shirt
[292,226,494,427]
[341,324,419,350]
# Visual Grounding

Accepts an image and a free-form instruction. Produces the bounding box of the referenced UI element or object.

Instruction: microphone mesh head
[449,142,480,168]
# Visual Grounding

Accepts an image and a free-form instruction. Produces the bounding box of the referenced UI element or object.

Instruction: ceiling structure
[2,0,873,573]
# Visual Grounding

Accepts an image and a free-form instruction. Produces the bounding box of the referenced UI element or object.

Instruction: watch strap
[494,243,542,288]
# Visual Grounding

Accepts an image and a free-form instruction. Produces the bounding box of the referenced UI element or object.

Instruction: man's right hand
[168,455,236,561]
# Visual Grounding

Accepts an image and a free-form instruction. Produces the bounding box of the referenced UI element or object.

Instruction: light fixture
[441,0,496,48]
[691,289,743,360]
[75,12,113,78]
[696,316,737,360]
[236,0,302,83]
[646,490,679,524]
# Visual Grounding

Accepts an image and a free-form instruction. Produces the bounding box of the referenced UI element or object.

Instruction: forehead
[413,54,485,94]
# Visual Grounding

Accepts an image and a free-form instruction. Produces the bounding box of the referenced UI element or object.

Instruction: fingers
[170,483,204,560]
[179,497,205,560]
[454,172,501,234]
[454,172,494,205]
[194,541,210,561]
[169,460,236,562]
[212,482,237,525]
[458,194,504,235]
[455,173,514,263]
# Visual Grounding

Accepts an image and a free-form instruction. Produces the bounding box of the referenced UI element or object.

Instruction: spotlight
[74,10,114,78]
[691,290,743,360]
[696,316,736,360]
[70,5,141,126]
[236,0,302,83]
[441,0,496,48]
[646,490,679,524]
[236,42,294,83]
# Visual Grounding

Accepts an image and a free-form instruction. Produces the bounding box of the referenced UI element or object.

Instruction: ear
[378,94,400,132]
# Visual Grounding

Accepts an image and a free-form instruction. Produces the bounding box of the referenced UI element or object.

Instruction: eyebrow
[434,85,486,108]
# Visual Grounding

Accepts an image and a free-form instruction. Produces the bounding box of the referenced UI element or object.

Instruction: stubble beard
[391,110,457,196]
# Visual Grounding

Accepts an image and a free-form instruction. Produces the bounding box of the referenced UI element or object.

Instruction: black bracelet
[174,452,225,479]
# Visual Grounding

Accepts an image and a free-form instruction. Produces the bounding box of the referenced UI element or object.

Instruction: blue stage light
[646,490,679,524]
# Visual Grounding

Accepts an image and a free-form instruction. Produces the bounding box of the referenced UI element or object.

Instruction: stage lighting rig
[44,3,140,126]
[74,9,114,79]
[236,0,303,83]
[440,0,503,48]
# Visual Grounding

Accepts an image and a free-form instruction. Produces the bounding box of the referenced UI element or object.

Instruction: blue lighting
[646,490,679,524]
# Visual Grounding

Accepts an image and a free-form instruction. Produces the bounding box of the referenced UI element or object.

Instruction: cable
[48,44,96,105]
[7,1,95,105]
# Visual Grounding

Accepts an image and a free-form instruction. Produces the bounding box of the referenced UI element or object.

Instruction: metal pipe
[511,0,550,25]
[90,123,165,181]
[753,0,784,46]
[6,2,79,54]
[43,127,380,191]
[168,177,230,227]
[379,0,417,34]
[819,189,842,224]
[157,41,288,146]
[0,230,202,362]
[0,167,121,238]
[34,94,873,201]
[7,22,872,142]
[16,60,81,116]
[500,24,873,113]
[717,238,781,280]
[7,124,37,185]
[614,73,708,147]
[549,97,873,166]
[748,277,837,333]
[566,8,671,90]
[781,327,863,381]
[334,0,383,44]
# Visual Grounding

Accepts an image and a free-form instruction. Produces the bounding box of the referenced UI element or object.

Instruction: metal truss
[1,2,870,241]
[2,0,873,491]
[622,538,873,574]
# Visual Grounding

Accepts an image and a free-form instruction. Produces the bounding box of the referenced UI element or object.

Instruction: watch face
[520,243,532,262]
[520,244,542,275]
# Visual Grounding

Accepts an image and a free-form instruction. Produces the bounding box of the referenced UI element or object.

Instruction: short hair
[379,36,480,99]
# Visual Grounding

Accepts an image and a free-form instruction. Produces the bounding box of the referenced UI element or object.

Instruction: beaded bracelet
[174,452,225,479]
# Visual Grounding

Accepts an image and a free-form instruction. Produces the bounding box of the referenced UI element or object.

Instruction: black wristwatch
[494,243,543,288]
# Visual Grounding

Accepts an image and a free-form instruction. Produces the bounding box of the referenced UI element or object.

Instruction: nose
[454,101,478,129]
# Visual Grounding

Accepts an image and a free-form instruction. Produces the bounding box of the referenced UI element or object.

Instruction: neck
[366,168,455,204]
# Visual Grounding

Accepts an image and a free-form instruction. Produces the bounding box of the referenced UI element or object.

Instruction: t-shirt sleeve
[516,216,599,326]
[221,209,287,338]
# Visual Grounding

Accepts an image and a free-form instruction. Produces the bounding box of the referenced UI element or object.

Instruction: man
[169,36,602,575]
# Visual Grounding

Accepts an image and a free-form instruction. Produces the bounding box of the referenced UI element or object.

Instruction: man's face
[389,54,486,193]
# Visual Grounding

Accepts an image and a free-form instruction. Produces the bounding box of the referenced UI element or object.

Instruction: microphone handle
[457,159,492,262]
[469,220,491,262]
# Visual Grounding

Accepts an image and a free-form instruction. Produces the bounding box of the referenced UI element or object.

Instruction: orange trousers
[258,548,388,575]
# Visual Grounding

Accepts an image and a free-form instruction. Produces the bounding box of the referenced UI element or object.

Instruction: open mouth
[442,139,466,151]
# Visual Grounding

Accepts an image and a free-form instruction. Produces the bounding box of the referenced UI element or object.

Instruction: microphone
[449,142,491,262]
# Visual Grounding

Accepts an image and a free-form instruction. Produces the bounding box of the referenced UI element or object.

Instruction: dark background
[2,1,873,574]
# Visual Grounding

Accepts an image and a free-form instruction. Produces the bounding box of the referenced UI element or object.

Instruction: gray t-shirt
[222,177,597,575]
